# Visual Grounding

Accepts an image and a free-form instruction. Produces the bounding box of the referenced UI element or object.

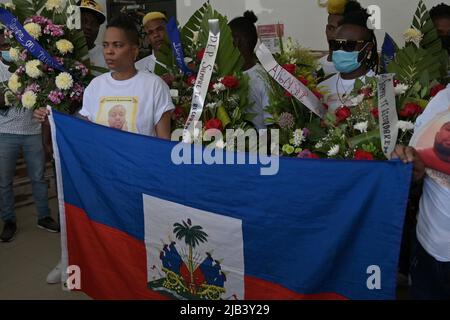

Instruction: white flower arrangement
[327,144,340,157]
[56,39,74,55]
[394,83,409,96]
[8,74,22,93]
[8,47,20,61]
[55,72,74,90]
[354,121,368,133]
[24,23,42,40]
[397,120,415,132]
[25,60,43,79]
[45,0,65,13]
[403,28,423,46]
[21,91,37,109]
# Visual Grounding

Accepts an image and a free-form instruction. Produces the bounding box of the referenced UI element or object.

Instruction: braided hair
[339,6,379,73]
[228,10,259,52]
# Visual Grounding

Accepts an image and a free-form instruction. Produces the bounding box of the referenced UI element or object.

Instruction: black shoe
[37,217,60,233]
[1,221,17,242]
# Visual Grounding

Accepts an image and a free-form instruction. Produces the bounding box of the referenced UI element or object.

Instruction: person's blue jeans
[0,133,50,223]
[410,233,450,300]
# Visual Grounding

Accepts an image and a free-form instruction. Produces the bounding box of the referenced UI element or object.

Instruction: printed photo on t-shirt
[410,109,450,188]
[96,97,139,133]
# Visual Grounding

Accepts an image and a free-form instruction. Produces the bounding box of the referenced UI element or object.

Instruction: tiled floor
[0,198,89,300]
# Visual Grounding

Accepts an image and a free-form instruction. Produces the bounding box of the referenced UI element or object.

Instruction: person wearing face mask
[318,4,379,112]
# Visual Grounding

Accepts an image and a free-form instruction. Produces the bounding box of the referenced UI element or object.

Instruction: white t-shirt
[79,71,174,137]
[412,85,450,262]
[243,64,271,130]
[135,53,156,73]
[318,70,376,112]
[317,55,337,78]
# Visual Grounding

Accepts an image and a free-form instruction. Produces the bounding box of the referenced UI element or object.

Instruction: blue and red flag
[50,110,412,300]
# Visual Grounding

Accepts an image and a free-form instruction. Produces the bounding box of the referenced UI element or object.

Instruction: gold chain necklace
[335,75,351,106]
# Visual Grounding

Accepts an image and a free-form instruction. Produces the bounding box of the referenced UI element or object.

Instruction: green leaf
[348,130,380,149]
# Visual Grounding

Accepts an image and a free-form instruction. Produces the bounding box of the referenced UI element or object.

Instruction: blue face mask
[332,44,368,74]
[1,50,12,63]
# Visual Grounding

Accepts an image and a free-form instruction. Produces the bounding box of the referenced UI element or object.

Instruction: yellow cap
[79,0,106,24]
[318,0,349,15]
[142,12,167,26]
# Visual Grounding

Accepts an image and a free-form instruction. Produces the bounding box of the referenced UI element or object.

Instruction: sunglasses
[329,39,367,52]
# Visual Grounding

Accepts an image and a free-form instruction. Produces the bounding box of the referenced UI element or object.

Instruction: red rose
[371,108,379,119]
[221,76,239,89]
[354,150,374,160]
[173,106,183,120]
[186,75,197,86]
[204,118,223,131]
[282,63,296,75]
[430,84,445,97]
[335,106,352,122]
[313,89,323,100]
[308,153,320,159]
[399,103,422,118]
[298,76,308,86]
[196,48,206,61]
[284,90,293,98]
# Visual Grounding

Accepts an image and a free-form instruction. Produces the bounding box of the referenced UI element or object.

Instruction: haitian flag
[49,110,412,300]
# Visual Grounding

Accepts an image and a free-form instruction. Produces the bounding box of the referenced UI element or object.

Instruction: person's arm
[155,110,172,140]
[392,145,426,182]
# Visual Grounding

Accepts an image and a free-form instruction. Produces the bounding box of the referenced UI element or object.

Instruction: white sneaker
[46,261,62,284]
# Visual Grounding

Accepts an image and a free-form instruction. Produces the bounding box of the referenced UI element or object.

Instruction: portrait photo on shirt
[96,97,138,133]
[410,108,450,186]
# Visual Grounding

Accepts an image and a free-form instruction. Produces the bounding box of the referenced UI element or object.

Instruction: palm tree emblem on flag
[148,219,228,300]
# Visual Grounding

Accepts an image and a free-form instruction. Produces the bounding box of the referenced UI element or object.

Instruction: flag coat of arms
[50,111,412,300]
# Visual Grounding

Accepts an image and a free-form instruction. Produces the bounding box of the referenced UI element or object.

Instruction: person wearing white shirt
[135,11,168,74]
[393,85,450,300]
[229,11,271,130]
[318,5,379,112]
[39,14,174,284]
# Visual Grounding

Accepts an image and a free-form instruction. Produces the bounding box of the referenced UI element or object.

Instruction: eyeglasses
[329,39,367,52]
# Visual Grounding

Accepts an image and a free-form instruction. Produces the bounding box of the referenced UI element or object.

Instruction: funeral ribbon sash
[377,74,398,159]
[167,16,194,76]
[0,8,66,73]
[183,19,220,142]
[255,42,326,118]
